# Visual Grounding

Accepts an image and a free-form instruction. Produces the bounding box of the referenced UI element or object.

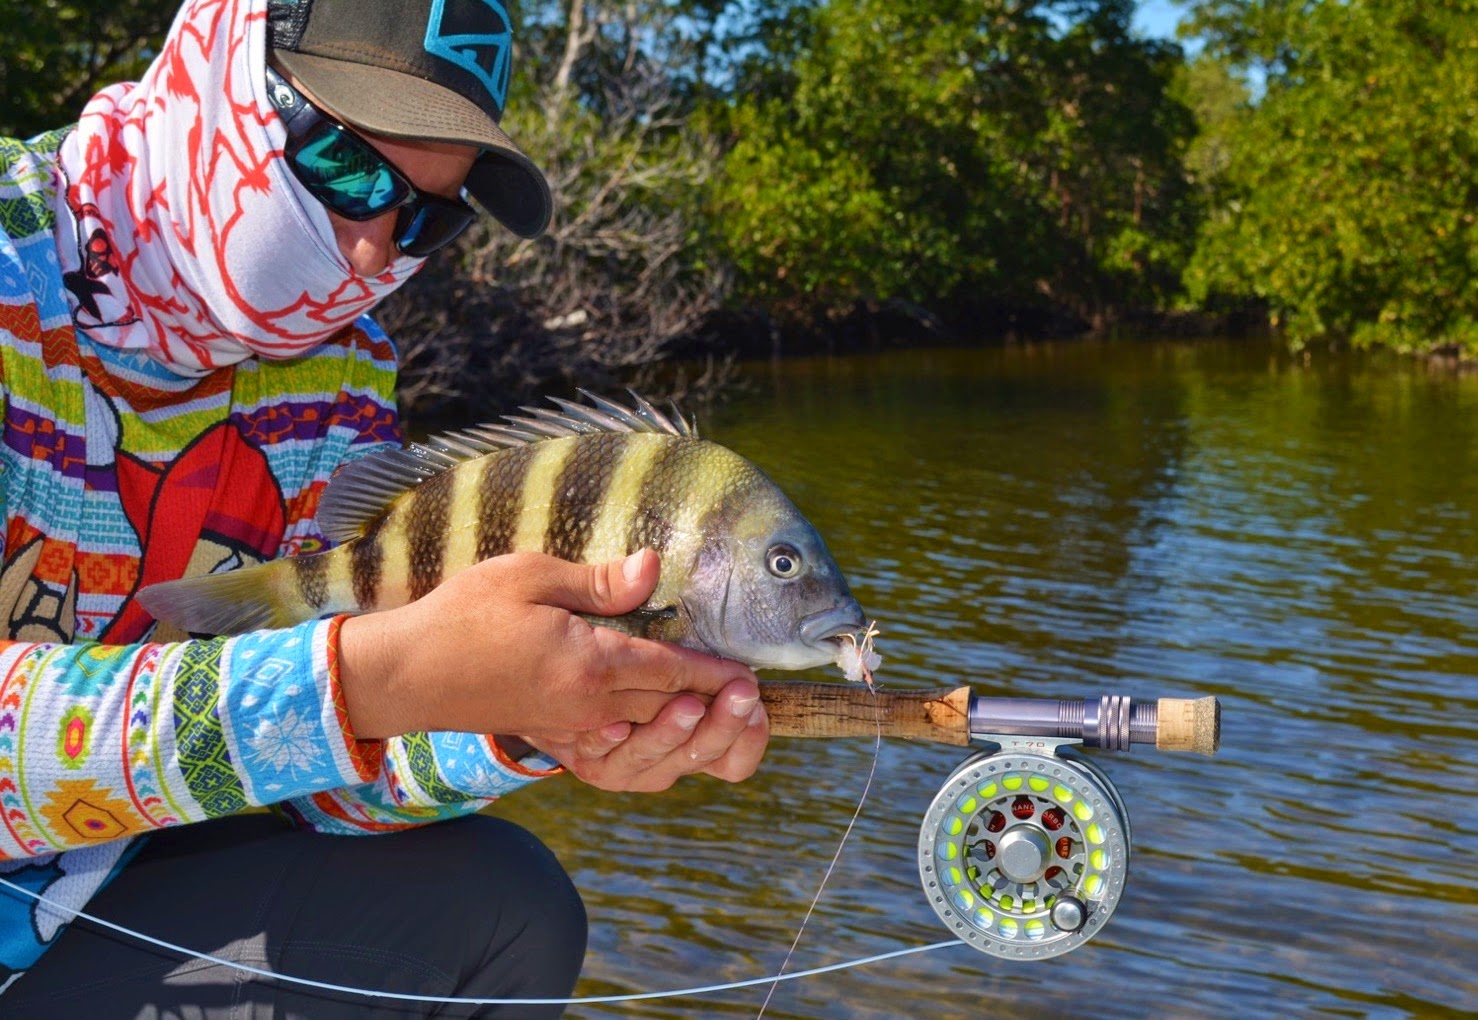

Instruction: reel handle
[759,682,1220,756]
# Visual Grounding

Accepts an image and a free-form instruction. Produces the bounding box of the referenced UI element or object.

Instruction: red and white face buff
[52,0,422,377]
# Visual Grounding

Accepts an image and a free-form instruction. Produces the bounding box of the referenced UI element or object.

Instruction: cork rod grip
[1155,696,1222,755]
[759,681,973,745]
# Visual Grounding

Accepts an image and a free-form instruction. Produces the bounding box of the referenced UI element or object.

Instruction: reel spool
[918,746,1131,959]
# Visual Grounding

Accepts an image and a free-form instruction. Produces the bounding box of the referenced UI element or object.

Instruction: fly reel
[761,683,1220,959]
[910,742,1129,957]
[919,743,1130,959]
[906,691,1217,958]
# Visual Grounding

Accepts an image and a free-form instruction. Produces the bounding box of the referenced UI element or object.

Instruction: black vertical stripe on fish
[405,470,454,601]
[475,442,535,560]
[628,438,706,554]
[293,554,330,613]
[351,532,383,611]
[546,433,625,561]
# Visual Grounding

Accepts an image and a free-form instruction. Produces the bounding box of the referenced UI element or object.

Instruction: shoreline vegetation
[5,0,1473,417]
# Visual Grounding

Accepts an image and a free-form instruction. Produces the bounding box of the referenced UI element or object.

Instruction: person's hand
[519,674,769,792]
[336,549,768,788]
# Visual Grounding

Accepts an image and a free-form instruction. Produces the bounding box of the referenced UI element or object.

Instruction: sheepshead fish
[137,392,866,671]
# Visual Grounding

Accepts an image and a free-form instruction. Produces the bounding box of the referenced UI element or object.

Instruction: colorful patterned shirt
[0,132,558,990]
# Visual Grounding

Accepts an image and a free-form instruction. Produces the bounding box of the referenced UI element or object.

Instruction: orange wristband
[327,614,385,781]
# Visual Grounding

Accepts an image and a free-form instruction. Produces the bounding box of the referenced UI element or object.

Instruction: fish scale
[405,464,454,600]
[547,432,624,562]
[293,551,331,615]
[348,531,382,611]
[137,394,865,671]
[631,433,749,606]
[590,432,668,562]
[474,441,532,560]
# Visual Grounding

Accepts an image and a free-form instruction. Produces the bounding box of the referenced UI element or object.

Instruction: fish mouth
[799,601,867,649]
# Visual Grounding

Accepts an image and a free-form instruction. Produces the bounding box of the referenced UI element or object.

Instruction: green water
[494,338,1478,1019]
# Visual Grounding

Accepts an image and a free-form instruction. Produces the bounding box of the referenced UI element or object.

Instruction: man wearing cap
[0,0,768,1015]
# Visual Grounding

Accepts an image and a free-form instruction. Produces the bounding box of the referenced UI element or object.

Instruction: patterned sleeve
[0,616,562,857]
[0,621,358,857]
[278,621,564,835]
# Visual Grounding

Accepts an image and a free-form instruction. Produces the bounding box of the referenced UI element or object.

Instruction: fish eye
[766,544,803,578]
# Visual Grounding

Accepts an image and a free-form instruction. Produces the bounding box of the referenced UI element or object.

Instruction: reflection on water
[493,339,1478,1019]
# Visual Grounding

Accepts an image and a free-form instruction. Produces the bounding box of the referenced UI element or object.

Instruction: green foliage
[0,0,178,138]
[710,104,912,307]
[1171,53,1248,187]
[706,0,1197,327]
[1184,0,1478,355]
[1181,0,1310,75]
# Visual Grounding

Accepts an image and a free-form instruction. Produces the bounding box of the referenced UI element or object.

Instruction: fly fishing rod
[758,682,1221,960]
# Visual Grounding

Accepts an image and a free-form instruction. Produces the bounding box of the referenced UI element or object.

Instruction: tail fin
[136,562,301,636]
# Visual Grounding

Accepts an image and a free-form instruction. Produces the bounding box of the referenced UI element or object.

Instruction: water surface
[495,339,1477,1019]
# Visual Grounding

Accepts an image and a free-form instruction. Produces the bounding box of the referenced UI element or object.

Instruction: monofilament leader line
[0,875,960,1006]
[754,679,883,1018]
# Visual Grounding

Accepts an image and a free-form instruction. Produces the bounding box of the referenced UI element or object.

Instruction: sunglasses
[265,66,476,259]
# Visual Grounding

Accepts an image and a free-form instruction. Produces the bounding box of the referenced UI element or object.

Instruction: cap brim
[275,51,552,238]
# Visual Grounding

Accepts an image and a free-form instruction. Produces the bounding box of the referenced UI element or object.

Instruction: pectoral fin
[580,605,681,642]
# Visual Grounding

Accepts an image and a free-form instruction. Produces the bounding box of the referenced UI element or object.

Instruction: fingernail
[602,723,629,742]
[747,706,766,727]
[674,707,704,730]
[622,551,645,583]
[729,694,759,718]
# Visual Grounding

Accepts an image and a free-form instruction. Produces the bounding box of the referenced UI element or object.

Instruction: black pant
[5,812,587,1019]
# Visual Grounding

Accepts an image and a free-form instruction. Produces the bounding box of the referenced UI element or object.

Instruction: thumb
[544,548,660,617]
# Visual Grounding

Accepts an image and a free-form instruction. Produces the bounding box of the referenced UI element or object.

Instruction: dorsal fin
[316,391,700,544]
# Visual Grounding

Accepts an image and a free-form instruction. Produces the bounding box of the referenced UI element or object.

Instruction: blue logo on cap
[424,0,513,113]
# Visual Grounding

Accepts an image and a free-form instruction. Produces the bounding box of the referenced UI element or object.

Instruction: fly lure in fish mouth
[835,619,883,687]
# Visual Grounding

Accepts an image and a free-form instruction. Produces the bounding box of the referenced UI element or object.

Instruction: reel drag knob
[917,748,1131,959]
[1049,895,1088,933]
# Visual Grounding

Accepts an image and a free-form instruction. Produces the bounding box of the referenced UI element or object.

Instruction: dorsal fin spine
[315,392,698,545]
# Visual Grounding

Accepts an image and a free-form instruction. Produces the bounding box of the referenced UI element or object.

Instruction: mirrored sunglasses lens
[395,203,476,258]
[294,128,407,217]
